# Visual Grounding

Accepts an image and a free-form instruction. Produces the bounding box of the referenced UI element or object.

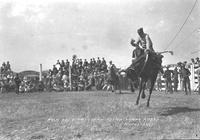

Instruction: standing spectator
[6,61,11,71]
[102,57,106,65]
[89,59,93,68]
[83,59,88,68]
[196,57,200,65]
[42,75,48,91]
[47,69,53,92]
[56,60,61,70]
[196,67,200,94]
[180,63,191,95]
[163,66,173,93]
[173,67,179,92]
[60,60,65,68]
[52,65,58,75]
[156,71,162,91]
[101,58,107,72]
[97,57,101,65]
[64,60,70,72]
[92,58,96,68]
[1,62,6,73]
[194,57,200,69]
[65,59,70,67]
[96,57,101,70]
[191,58,195,64]
[14,73,21,94]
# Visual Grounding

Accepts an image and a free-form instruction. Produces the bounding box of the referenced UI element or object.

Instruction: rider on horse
[130,27,163,74]
[135,27,155,53]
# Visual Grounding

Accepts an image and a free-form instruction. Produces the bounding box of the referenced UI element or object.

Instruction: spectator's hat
[177,62,182,66]
[181,63,186,67]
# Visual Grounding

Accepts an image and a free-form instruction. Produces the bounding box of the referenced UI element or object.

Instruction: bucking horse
[122,50,173,107]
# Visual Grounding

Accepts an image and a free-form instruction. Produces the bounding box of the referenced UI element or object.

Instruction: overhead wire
[164,0,198,51]
[172,27,200,50]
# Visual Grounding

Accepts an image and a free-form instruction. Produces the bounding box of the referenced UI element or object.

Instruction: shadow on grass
[118,90,136,94]
[159,107,200,116]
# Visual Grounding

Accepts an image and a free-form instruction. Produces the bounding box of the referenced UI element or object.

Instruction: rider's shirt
[132,47,144,59]
[136,33,155,52]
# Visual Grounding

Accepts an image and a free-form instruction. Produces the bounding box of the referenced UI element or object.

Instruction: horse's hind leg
[136,79,143,105]
[141,81,147,99]
[147,79,156,107]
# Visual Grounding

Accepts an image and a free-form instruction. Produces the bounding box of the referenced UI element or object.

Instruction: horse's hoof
[141,94,146,99]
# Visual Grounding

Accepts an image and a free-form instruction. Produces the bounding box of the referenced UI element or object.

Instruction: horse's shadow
[159,107,200,116]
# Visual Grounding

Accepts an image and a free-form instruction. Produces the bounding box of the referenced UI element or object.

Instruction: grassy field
[0,90,200,140]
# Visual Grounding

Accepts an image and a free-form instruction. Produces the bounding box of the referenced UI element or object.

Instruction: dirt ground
[0,90,200,140]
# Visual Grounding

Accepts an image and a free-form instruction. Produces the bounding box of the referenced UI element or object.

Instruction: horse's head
[126,68,138,82]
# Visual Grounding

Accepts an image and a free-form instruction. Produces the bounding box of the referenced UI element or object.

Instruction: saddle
[128,52,163,76]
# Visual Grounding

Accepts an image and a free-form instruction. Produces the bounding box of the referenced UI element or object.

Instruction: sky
[0,0,199,72]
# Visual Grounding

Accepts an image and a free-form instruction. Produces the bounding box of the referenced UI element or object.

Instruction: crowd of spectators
[0,61,44,93]
[0,61,11,73]
[156,57,200,94]
[0,56,118,93]
[0,61,15,93]
[44,56,113,92]
[1,56,200,94]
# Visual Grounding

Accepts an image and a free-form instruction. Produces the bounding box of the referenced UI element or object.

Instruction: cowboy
[130,39,144,61]
[180,63,191,95]
[163,66,173,93]
[135,27,155,53]
[135,27,163,73]
[173,67,179,92]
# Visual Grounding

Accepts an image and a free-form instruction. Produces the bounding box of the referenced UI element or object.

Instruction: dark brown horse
[124,51,163,107]
[137,52,163,107]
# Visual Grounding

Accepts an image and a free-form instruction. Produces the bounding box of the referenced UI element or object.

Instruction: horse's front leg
[136,79,143,105]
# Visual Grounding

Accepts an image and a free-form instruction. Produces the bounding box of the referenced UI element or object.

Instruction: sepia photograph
[0,0,200,139]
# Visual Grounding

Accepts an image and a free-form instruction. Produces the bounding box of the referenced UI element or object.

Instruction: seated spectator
[38,81,45,92]
[85,73,95,90]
